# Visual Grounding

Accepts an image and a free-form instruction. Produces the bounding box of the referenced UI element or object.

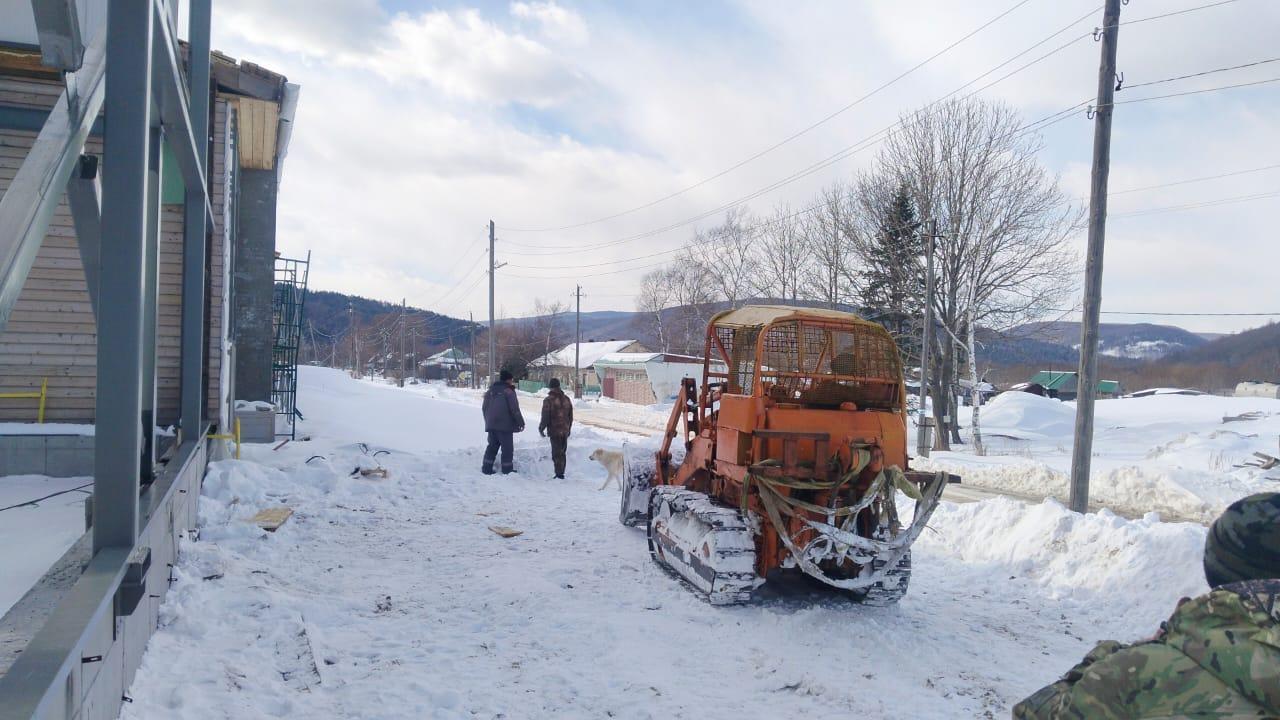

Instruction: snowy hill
[1011,321,1208,360]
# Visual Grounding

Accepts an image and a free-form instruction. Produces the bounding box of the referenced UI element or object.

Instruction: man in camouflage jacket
[538,378,574,479]
[1014,493,1280,719]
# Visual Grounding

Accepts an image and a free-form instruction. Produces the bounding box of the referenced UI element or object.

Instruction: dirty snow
[120,367,1213,719]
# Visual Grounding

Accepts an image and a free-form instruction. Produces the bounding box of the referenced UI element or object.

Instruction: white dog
[588,448,626,491]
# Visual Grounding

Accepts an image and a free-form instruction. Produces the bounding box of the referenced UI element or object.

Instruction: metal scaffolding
[0,1,215,717]
[272,252,310,439]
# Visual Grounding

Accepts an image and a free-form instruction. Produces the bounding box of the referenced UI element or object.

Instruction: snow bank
[973,391,1075,440]
[915,454,1265,523]
[919,498,1207,639]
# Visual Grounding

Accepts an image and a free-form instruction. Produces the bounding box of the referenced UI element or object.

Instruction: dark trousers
[549,434,568,477]
[482,431,514,474]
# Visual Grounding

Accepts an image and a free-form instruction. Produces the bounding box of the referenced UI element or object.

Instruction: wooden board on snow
[488,525,523,538]
[249,507,294,531]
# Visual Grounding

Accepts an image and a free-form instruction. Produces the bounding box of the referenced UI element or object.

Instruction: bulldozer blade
[619,466,653,527]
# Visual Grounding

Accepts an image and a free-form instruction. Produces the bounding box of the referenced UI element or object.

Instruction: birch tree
[635,268,675,351]
[750,204,809,302]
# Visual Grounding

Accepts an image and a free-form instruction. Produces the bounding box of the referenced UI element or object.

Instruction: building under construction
[0,2,302,718]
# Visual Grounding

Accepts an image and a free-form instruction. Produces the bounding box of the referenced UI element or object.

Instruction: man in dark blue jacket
[481,370,525,474]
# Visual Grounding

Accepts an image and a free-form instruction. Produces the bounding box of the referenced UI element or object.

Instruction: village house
[594,352,722,405]
[527,339,647,393]
[1026,370,1123,401]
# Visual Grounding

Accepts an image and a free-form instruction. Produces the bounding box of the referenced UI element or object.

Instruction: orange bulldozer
[620,305,956,605]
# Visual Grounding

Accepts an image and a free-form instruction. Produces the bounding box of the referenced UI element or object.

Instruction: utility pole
[916,220,938,458]
[348,302,356,377]
[572,285,584,398]
[398,298,407,387]
[469,311,477,389]
[488,220,506,383]
[1070,0,1122,514]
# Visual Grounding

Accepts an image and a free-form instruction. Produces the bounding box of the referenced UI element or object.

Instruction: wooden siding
[234,97,277,171]
[0,77,233,426]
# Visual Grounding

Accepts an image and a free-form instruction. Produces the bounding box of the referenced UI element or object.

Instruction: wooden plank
[248,507,294,532]
[488,525,523,538]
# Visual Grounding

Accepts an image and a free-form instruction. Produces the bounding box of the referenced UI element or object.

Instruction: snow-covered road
[121,368,1211,719]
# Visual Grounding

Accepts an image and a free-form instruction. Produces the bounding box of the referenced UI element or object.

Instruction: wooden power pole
[573,285,583,398]
[1070,0,1122,514]
[469,311,477,389]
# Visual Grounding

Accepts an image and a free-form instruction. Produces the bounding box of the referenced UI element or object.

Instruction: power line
[503,182,1280,280]
[1109,162,1280,194]
[1107,0,1239,28]
[503,5,1106,253]
[1104,75,1280,108]
[1121,56,1280,91]
[1058,310,1280,317]
[499,0,1238,246]
[1110,189,1279,217]
[499,0,1037,233]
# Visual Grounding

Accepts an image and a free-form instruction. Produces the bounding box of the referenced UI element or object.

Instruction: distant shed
[1027,371,1123,401]
[1235,381,1280,399]
[594,352,715,404]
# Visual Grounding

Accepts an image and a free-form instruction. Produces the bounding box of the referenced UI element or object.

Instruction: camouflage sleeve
[539,398,550,432]
[1013,640,1233,719]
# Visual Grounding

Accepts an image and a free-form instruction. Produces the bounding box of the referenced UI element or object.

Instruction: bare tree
[668,262,721,354]
[686,207,757,309]
[533,299,569,367]
[799,184,857,309]
[635,268,675,351]
[880,96,1081,448]
[751,204,809,302]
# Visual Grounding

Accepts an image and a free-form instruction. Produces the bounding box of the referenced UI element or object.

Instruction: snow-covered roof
[595,352,661,365]
[533,340,638,368]
[595,352,708,367]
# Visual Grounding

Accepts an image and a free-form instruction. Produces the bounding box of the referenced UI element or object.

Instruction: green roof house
[1028,371,1123,401]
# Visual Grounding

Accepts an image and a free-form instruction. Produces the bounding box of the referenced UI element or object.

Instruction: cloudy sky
[206,0,1278,333]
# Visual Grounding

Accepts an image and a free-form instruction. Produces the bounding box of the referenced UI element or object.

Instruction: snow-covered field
[918,391,1280,522]
[119,367,1216,719]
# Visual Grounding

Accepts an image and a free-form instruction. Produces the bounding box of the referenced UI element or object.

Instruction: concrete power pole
[398,298,407,387]
[487,220,505,384]
[573,285,583,398]
[348,303,356,377]
[486,221,496,384]
[916,220,938,458]
[1069,0,1122,514]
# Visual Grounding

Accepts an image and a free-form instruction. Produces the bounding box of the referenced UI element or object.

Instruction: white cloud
[511,1,589,45]
[362,9,583,106]
[212,0,387,58]
[209,1,1280,335]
